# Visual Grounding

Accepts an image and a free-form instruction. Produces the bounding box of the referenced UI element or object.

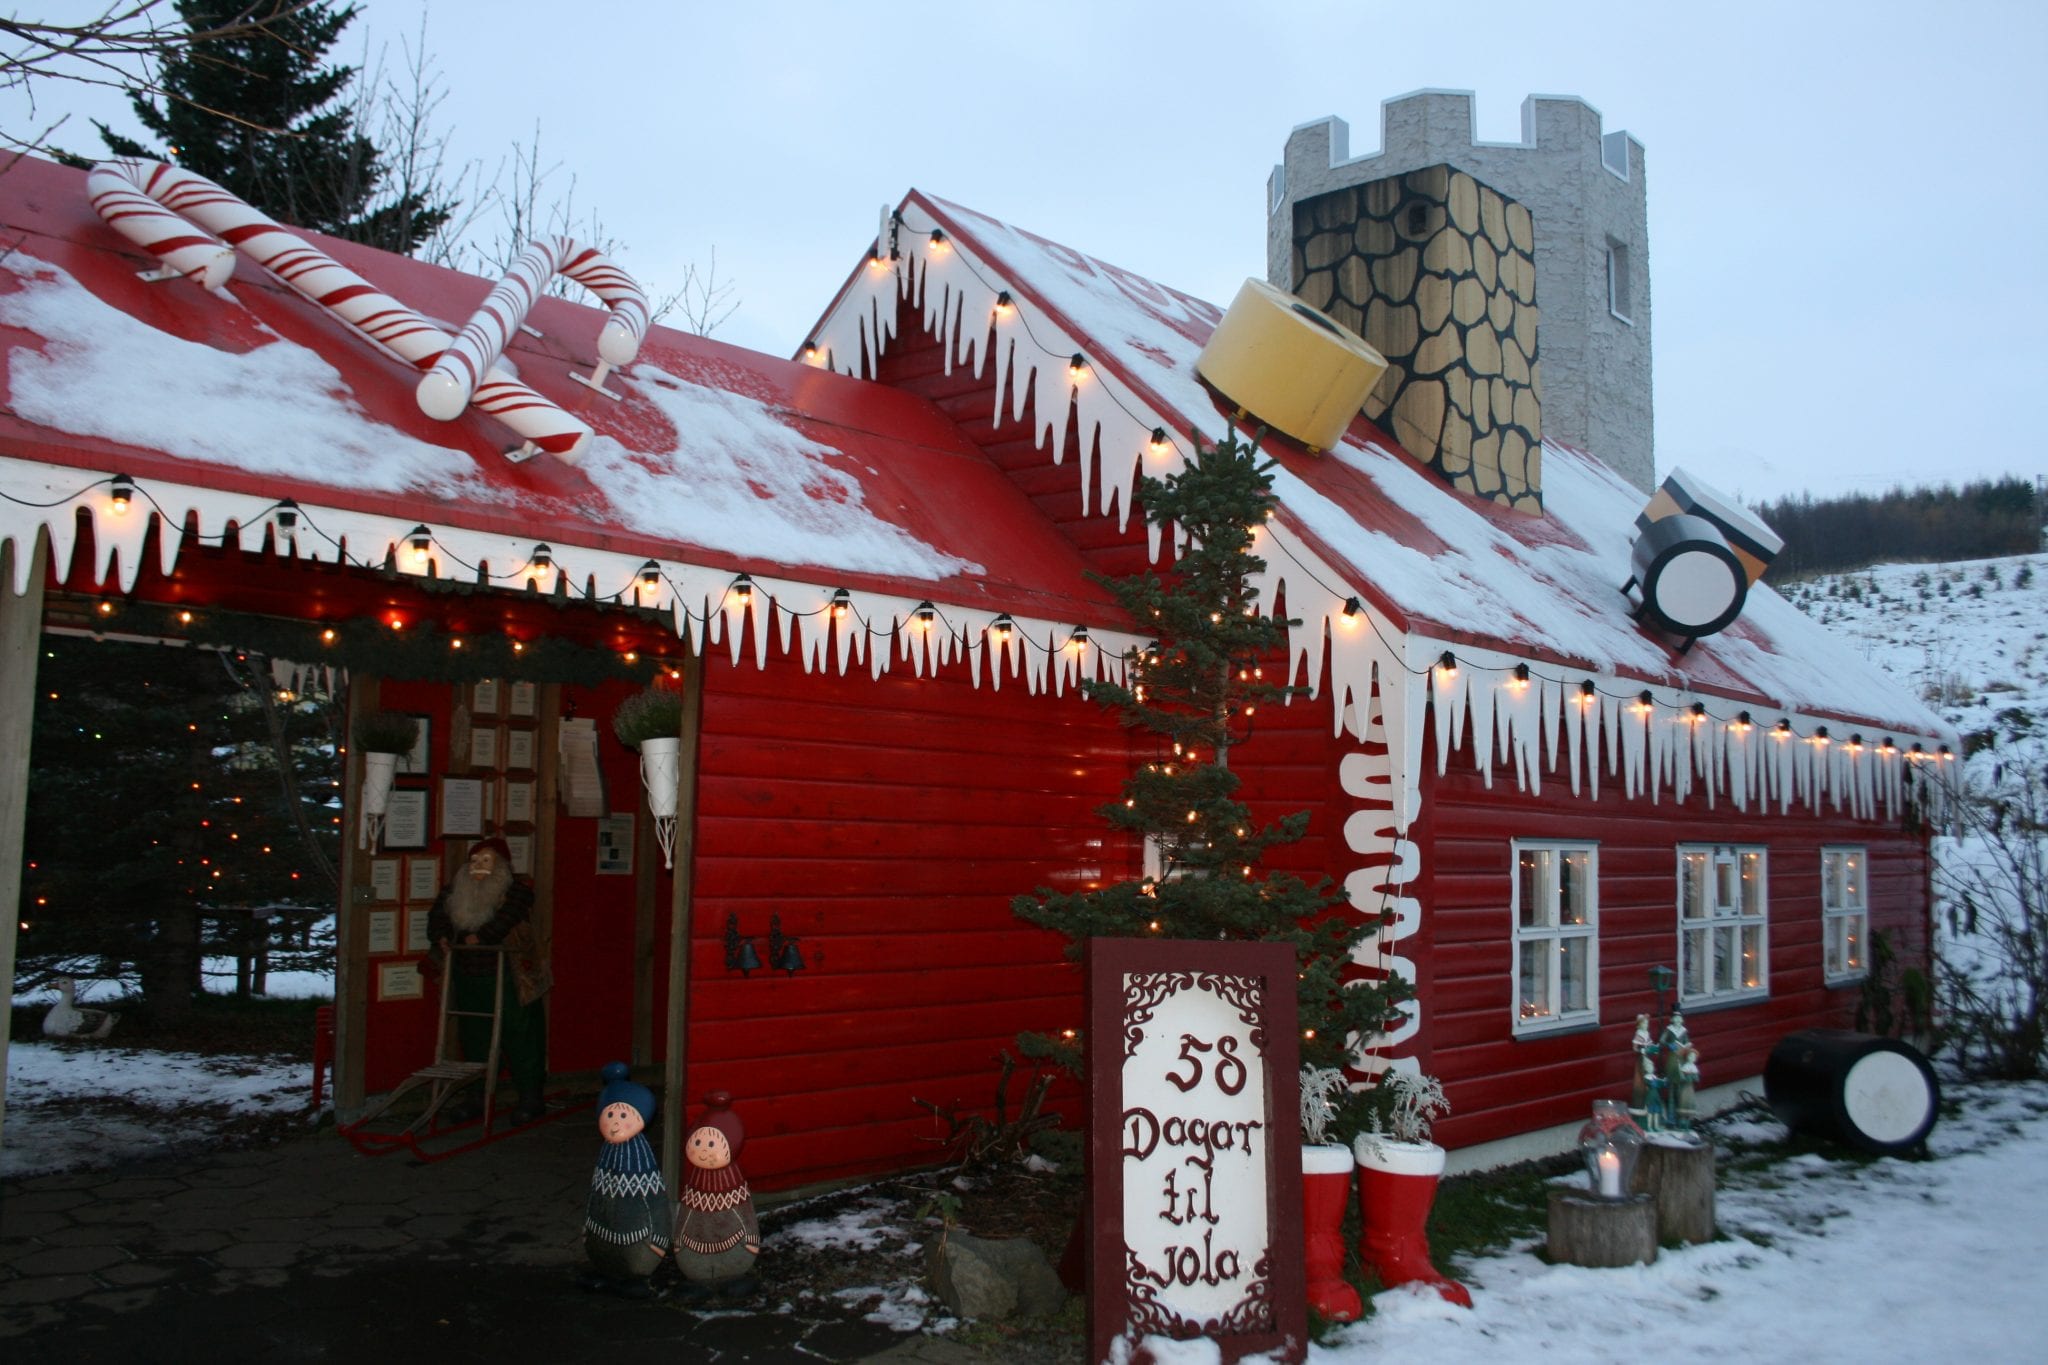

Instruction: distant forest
[1754,476,2043,581]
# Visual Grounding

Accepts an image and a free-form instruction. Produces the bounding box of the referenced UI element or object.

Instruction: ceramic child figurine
[673,1090,760,1299]
[1629,1014,1654,1116]
[1672,1044,1700,1127]
[580,1062,670,1297]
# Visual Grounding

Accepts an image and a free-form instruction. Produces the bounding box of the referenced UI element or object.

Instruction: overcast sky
[9,0,2045,504]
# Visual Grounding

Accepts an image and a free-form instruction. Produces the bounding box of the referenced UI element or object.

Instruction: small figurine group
[1628,1010,1700,1133]
[581,1064,761,1300]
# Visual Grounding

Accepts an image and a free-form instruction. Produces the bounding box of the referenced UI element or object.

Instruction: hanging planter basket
[359,751,398,851]
[615,685,686,870]
[639,737,680,868]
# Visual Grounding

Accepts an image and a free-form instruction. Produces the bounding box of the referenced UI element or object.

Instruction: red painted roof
[806,192,1947,738]
[0,157,1117,627]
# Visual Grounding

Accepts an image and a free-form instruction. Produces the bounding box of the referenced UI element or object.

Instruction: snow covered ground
[767,1079,2048,1362]
[1305,1082,2048,1362]
[1,1040,310,1179]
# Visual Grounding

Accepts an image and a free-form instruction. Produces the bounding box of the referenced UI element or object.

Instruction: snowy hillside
[1779,552,2047,758]
[1785,551,2046,1076]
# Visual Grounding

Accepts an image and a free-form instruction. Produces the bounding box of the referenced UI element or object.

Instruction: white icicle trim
[0,458,1135,698]
[812,207,1190,539]
[803,224,1964,830]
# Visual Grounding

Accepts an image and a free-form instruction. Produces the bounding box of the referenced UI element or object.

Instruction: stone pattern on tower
[1270,91,1653,492]
[1294,165,1542,513]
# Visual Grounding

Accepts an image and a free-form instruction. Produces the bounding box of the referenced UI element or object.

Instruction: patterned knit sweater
[584,1133,671,1249]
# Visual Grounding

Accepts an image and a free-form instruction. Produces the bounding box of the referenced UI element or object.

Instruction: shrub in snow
[1936,742,2048,1079]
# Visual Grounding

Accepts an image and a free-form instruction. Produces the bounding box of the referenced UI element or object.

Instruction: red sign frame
[1087,937,1305,1364]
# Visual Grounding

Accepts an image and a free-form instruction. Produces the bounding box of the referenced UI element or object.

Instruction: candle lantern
[1578,1099,1646,1200]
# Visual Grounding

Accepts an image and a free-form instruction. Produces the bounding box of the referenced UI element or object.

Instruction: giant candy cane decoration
[86,158,649,463]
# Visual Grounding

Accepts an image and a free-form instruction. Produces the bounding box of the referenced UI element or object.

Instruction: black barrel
[1764,1030,1940,1155]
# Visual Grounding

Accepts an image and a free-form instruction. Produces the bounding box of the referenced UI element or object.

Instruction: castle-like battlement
[1268,91,1654,492]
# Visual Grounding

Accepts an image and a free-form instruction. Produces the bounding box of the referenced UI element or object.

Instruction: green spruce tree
[18,635,340,1016]
[97,1,450,252]
[1014,429,1413,1139]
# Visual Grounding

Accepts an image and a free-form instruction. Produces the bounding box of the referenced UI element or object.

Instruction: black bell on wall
[768,913,805,975]
[724,914,762,976]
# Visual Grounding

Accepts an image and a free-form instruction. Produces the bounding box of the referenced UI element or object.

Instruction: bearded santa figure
[424,837,552,1123]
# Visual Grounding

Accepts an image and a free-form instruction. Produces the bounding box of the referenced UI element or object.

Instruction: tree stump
[1546,1190,1657,1267]
[1632,1139,1716,1244]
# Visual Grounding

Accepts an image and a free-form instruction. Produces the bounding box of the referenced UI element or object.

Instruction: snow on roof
[0,157,1131,695]
[807,193,1956,825]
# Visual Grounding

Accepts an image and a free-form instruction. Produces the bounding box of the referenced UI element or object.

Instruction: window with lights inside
[1678,845,1768,1005]
[1512,841,1598,1035]
[1821,846,1868,983]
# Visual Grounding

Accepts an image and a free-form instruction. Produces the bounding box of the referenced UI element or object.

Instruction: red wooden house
[801,193,1957,1167]
[0,156,1952,1188]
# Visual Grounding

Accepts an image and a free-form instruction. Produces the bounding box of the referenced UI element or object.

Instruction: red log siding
[1416,721,1933,1151]
[684,621,1136,1189]
[1225,644,1348,892]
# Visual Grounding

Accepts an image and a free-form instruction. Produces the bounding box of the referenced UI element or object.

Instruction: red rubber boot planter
[1302,1144,1362,1322]
[1353,1136,1471,1308]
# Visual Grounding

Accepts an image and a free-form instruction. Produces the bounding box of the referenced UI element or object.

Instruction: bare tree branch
[2,2,320,160]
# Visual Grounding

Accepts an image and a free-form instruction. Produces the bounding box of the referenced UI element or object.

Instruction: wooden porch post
[333,677,378,1115]
[660,650,706,1197]
[0,533,48,1152]
[632,797,657,1068]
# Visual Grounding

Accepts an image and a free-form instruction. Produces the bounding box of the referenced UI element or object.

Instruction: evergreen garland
[86,598,666,688]
[1013,429,1414,1141]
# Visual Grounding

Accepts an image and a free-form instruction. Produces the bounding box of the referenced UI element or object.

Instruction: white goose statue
[42,978,119,1040]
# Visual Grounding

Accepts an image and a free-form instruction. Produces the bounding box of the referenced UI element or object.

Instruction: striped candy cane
[86,159,647,464]
[417,236,648,421]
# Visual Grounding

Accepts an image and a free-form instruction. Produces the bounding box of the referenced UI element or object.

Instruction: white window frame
[1511,840,1600,1036]
[1822,846,1870,984]
[1677,844,1769,1006]
[1607,240,1633,324]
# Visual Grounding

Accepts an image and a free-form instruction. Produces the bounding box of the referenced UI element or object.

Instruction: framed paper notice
[503,779,536,825]
[369,858,401,902]
[397,716,432,775]
[367,910,400,955]
[508,681,537,718]
[595,813,634,875]
[406,908,432,953]
[377,961,424,1001]
[504,833,534,876]
[504,728,536,771]
[382,788,428,849]
[472,677,502,716]
[440,777,484,838]
[468,726,499,771]
[406,855,442,902]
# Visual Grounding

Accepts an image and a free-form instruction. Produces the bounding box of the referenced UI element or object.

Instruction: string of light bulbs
[4,472,1956,765]
[824,223,1961,766]
[3,470,1114,675]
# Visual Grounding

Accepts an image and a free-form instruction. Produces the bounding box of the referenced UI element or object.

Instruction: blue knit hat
[597,1061,655,1122]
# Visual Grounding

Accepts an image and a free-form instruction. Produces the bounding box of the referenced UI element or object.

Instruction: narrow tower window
[1607,240,1633,323]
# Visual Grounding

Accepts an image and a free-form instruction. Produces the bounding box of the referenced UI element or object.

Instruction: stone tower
[1268,91,1653,493]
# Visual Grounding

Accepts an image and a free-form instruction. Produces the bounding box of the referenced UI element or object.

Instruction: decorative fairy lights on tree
[1014,428,1413,1136]
[17,635,340,1012]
